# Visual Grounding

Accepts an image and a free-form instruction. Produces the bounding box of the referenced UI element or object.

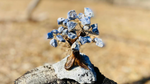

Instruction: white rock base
[52,53,97,83]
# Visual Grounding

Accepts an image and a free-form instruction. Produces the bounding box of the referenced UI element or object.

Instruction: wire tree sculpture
[47,8,104,70]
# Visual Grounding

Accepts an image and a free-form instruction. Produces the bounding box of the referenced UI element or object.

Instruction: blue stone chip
[85,36,92,43]
[58,26,64,33]
[83,25,90,31]
[93,38,104,47]
[79,36,87,45]
[91,24,99,35]
[50,39,57,47]
[67,10,77,20]
[84,8,94,18]
[62,29,68,35]
[77,13,84,21]
[80,17,91,26]
[56,35,65,42]
[47,32,53,39]
[51,29,59,35]
[67,32,77,39]
[67,21,77,31]
[79,36,92,45]
[63,19,69,26]
[57,18,65,25]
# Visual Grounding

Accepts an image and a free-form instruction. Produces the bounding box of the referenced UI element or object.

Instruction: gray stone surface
[15,64,57,84]
[52,53,97,84]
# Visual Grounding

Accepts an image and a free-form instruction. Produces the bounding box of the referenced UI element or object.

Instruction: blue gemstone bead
[67,32,77,39]
[84,8,94,18]
[57,17,65,25]
[63,19,69,26]
[50,39,57,47]
[56,35,65,42]
[79,36,92,45]
[77,13,84,21]
[80,17,91,26]
[51,29,59,35]
[67,10,77,20]
[85,36,92,43]
[83,25,90,31]
[58,26,64,33]
[62,29,68,35]
[47,32,53,39]
[79,36,87,45]
[91,24,99,35]
[93,38,104,47]
[67,21,77,31]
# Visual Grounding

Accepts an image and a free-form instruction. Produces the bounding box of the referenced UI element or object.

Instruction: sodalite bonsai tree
[47,8,104,70]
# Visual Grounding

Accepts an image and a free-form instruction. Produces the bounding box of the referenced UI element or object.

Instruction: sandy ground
[0,0,150,84]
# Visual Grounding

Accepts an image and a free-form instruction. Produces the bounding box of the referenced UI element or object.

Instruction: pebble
[80,17,91,26]
[58,26,64,33]
[79,36,87,45]
[93,38,104,47]
[77,13,84,21]
[56,35,65,42]
[67,32,77,39]
[51,29,59,35]
[67,21,77,31]
[83,25,90,31]
[91,24,99,35]
[84,8,94,18]
[62,29,68,35]
[67,10,77,20]
[50,39,57,47]
[85,36,92,43]
[47,32,53,39]
[63,19,69,26]
[79,36,92,45]
[57,17,65,25]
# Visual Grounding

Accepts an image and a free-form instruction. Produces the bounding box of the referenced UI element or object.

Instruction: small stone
[79,36,87,45]
[85,36,92,43]
[93,38,104,47]
[71,41,80,51]
[91,24,99,35]
[62,29,68,35]
[84,8,94,18]
[77,13,84,21]
[80,17,91,26]
[67,32,77,39]
[47,32,53,39]
[56,35,65,42]
[57,17,65,25]
[67,21,77,31]
[83,25,90,31]
[67,10,77,20]
[63,19,69,26]
[50,39,57,47]
[79,36,92,45]
[58,26,64,33]
[51,29,59,35]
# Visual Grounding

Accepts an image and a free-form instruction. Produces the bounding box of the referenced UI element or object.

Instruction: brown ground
[0,0,150,84]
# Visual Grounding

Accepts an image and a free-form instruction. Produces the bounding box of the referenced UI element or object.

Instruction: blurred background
[0,0,150,84]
